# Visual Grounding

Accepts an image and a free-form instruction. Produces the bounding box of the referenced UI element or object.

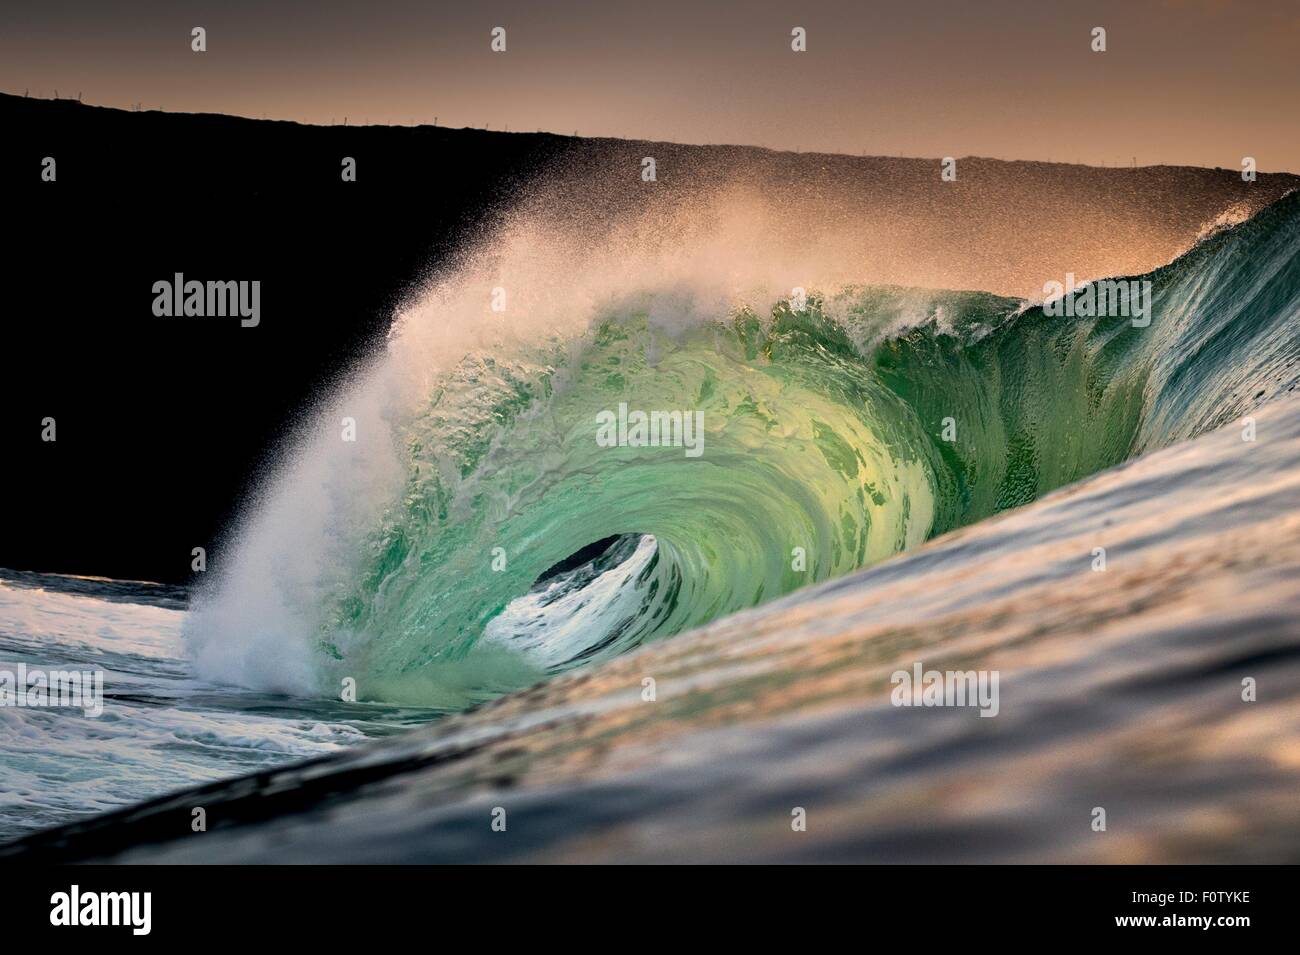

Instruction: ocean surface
[0,571,441,844]
[1,189,1297,859]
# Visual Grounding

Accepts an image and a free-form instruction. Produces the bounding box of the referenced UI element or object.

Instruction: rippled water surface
[4,397,1298,862]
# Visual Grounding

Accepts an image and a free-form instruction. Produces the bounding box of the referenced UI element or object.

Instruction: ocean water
[5,393,1299,862]
[0,571,440,844]
[1,189,1298,857]
[185,188,1300,706]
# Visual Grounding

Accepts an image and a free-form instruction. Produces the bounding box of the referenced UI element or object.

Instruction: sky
[2,0,1298,171]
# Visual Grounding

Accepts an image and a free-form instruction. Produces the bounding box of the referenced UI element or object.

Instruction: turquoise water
[242,190,1300,705]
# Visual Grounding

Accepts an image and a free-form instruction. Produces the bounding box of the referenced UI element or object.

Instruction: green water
[288,191,1300,705]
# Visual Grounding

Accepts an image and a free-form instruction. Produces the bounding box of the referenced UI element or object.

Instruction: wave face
[188,191,1300,707]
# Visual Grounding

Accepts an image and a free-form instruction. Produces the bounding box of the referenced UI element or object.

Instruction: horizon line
[6,90,1297,178]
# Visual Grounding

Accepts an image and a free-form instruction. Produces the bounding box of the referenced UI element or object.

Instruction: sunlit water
[4,396,1299,861]
[1,191,1298,859]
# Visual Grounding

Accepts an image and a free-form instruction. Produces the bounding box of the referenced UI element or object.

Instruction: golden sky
[3,0,1297,170]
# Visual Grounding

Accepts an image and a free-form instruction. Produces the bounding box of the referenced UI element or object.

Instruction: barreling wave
[187,189,1300,707]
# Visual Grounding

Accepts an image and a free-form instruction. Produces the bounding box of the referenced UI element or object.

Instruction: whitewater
[1,186,1298,855]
